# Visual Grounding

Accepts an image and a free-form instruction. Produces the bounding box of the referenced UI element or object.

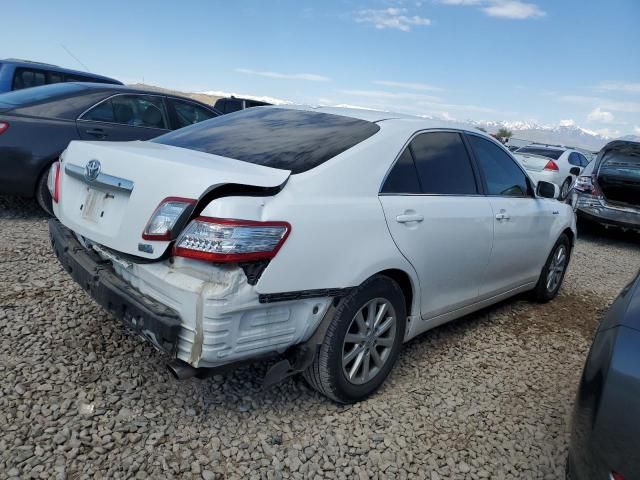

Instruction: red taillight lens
[575,175,602,196]
[543,160,559,171]
[173,217,291,263]
[610,472,624,480]
[0,121,9,135]
[47,161,61,203]
[142,197,196,240]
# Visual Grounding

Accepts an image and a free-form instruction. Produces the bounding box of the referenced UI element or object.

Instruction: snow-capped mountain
[470,120,635,151]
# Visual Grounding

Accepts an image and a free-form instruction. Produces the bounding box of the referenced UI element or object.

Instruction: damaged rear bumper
[49,219,333,370]
[573,193,640,231]
[49,219,181,353]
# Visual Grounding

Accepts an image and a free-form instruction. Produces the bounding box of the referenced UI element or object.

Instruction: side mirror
[536,181,559,199]
[569,167,580,176]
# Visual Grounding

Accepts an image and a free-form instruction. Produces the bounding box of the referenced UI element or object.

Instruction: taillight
[173,217,290,263]
[0,121,8,135]
[47,161,61,203]
[574,175,602,196]
[610,472,624,480]
[543,160,559,171]
[142,197,196,240]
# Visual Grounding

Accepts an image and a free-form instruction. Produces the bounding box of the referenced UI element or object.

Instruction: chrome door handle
[396,214,424,223]
[495,213,510,221]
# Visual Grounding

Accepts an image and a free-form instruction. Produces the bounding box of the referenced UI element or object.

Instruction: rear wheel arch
[562,227,575,247]
[373,268,415,318]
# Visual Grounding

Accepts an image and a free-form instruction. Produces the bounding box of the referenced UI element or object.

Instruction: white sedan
[48,106,576,403]
[514,145,590,200]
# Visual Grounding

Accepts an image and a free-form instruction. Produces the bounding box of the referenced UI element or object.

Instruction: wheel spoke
[345,333,367,344]
[361,351,371,381]
[366,301,376,326]
[373,302,388,328]
[343,346,362,366]
[348,350,365,379]
[354,311,367,334]
[370,347,383,368]
[376,337,394,348]
[376,316,395,337]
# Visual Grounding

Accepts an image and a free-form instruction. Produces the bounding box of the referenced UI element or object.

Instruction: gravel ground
[1,195,639,480]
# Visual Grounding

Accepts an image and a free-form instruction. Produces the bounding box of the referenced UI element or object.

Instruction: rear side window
[516,147,564,160]
[82,95,169,129]
[409,132,478,195]
[224,99,243,113]
[381,148,421,194]
[153,108,380,174]
[12,68,46,90]
[469,135,530,197]
[170,98,217,128]
[568,152,582,166]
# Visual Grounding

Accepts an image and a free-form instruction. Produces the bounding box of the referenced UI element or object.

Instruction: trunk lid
[597,140,640,208]
[514,152,554,172]
[55,140,291,259]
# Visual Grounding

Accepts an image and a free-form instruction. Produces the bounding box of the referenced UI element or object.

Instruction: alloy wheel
[341,298,397,385]
[546,244,567,293]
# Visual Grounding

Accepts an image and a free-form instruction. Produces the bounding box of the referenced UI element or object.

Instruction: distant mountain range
[470,120,639,152]
[130,83,639,152]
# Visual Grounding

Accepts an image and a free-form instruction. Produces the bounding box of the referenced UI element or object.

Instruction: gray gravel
[1,195,639,479]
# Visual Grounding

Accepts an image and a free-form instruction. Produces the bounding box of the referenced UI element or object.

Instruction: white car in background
[514,145,590,200]
[48,106,576,403]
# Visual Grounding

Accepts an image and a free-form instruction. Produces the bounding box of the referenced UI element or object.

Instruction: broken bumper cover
[573,193,640,231]
[48,219,181,354]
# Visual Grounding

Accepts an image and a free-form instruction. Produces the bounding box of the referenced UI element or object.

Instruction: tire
[559,178,572,201]
[303,275,407,403]
[531,234,571,302]
[35,169,54,216]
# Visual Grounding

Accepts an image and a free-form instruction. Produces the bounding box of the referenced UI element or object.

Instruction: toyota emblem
[84,159,101,182]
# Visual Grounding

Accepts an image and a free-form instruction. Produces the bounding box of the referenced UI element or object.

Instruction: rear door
[379,131,494,320]
[76,94,170,141]
[467,133,554,296]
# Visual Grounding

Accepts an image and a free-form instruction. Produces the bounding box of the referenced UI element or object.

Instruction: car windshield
[516,147,565,160]
[0,83,87,107]
[152,107,380,174]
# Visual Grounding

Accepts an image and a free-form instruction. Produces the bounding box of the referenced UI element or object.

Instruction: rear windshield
[0,82,87,107]
[516,147,564,160]
[152,107,381,173]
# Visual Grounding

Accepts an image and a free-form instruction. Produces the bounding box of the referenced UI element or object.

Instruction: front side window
[380,148,421,194]
[82,95,169,129]
[171,98,217,128]
[153,107,380,173]
[469,135,530,197]
[409,132,478,195]
[12,68,46,90]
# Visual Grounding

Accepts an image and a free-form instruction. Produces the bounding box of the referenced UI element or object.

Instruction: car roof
[1,58,121,84]
[270,104,487,134]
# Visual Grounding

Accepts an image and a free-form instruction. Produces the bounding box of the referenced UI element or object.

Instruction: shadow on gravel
[577,218,640,249]
[0,195,48,220]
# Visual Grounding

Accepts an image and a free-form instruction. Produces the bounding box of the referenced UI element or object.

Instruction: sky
[3,0,640,136]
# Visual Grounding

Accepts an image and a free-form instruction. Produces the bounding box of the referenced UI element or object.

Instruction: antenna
[60,44,90,72]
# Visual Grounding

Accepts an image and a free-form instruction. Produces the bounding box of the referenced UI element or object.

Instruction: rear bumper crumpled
[572,193,640,231]
[49,219,331,369]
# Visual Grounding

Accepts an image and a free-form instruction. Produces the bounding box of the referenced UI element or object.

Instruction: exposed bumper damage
[49,219,332,370]
[573,194,640,232]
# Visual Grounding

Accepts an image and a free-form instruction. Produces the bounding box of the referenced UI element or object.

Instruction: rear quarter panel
[0,114,79,195]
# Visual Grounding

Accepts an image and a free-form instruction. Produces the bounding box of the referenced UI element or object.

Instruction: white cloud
[596,81,640,94]
[482,1,545,19]
[234,68,330,82]
[373,80,443,91]
[438,0,546,19]
[634,126,640,135]
[559,95,640,113]
[559,119,575,127]
[587,107,614,123]
[354,8,431,31]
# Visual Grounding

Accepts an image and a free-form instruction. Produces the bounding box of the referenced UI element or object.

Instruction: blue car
[0,58,122,93]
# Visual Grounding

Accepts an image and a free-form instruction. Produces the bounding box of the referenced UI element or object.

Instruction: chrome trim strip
[65,163,134,193]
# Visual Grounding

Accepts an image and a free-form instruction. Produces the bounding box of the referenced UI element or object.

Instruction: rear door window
[568,152,582,166]
[224,99,243,113]
[170,98,217,128]
[409,132,478,195]
[469,135,530,197]
[380,148,421,194]
[153,107,380,173]
[12,68,47,90]
[81,94,169,129]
